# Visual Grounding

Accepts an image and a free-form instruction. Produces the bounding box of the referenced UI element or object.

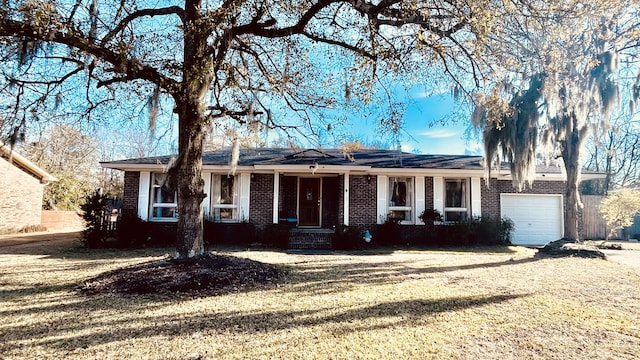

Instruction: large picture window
[211,174,239,221]
[444,179,468,222]
[150,173,177,220]
[388,177,413,223]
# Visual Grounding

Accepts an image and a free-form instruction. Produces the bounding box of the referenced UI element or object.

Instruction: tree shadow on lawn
[4,292,529,352]
[73,249,540,298]
[281,257,540,295]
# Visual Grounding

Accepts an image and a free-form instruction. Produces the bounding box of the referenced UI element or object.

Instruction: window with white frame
[211,174,239,221]
[444,179,468,222]
[388,177,413,223]
[150,173,177,220]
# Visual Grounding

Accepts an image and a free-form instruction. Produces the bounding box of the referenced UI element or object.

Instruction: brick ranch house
[0,144,57,232]
[101,148,604,247]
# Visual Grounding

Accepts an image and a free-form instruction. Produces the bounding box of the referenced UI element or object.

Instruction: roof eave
[1,144,57,183]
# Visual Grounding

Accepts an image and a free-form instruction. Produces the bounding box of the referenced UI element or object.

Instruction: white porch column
[471,177,482,218]
[377,175,388,224]
[239,173,251,221]
[415,176,425,225]
[343,173,350,226]
[138,171,150,221]
[202,173,211,219]
[272,172,280,224]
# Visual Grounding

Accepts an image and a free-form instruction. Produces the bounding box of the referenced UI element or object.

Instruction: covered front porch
[273,173,348,249]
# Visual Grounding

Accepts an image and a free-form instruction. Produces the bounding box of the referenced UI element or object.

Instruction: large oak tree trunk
[563,155,581,242]
[174,107,207,258]
[173,0,212,258]
[560,114,585,242]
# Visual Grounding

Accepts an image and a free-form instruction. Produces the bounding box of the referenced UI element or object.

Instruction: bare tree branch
[100,7,186,46]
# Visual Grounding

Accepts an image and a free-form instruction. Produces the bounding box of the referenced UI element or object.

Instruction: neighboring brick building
[102,148,603,247]
[0,144,57,232]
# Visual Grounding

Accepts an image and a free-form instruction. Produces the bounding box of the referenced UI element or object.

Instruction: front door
[298,178,321,226]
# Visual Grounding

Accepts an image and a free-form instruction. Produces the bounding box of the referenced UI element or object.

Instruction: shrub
[374,218,402,246]
[467,217,514,245]
[18,224,48,233]
[419,209,443,224]
[204,220,256,246]
[80,190,110,248]
[116,215,154,247]
[371,216,513,247]
[261,223,290,248]
[600,189,640,239]
[332,224,362,250]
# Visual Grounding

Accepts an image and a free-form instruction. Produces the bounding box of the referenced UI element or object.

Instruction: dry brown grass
[1,237,639,359]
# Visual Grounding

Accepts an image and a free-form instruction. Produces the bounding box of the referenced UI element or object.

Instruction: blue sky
[348,89,483,155]
[400,93,482,155]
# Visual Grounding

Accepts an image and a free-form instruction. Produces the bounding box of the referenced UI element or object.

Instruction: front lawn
[0,241,638,359]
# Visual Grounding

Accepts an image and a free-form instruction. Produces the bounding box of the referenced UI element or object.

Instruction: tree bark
[172,0,211,258]
[174,108,206,258]
[561,114,584,242]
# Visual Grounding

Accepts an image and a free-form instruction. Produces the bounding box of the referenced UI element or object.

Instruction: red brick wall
[349,175,377,231]
[0,155,45,232]
[425,177,434,211]
[249,173,274,230]
[122,171,140,219]
[481,178,567,220]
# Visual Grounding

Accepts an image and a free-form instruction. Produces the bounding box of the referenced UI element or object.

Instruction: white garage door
[500,194,563,246]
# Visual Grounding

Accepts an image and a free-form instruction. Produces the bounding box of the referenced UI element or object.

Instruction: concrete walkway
[601,249,640,274]
[0,230,82,249]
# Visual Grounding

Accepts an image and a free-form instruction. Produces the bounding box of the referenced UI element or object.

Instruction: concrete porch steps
[288,228,334,250]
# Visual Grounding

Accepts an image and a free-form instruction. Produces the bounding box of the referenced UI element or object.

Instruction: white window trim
[387,176,415,225]
[149,172,178,222]
[210,174,241,222]
[138,172,150,221]
[443,178,470,223]
[377,175,388,224]
[471,177,482,218]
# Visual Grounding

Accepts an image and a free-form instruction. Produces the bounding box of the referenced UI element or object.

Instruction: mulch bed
[79,254,285,297]
[536,239,606,259]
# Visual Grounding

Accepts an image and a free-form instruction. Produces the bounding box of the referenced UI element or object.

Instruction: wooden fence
[581,195,608,239]
[98,209,120,232]
[41,210,85,231]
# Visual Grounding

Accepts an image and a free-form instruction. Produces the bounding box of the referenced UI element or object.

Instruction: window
[444,179,468,222]
[388,177,413,223]
[150,173,177,220]
[211,174,239,221]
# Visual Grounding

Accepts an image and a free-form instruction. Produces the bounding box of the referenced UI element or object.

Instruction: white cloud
[401,143,414,152]
[411,90,431,99]
[417,129,458,138]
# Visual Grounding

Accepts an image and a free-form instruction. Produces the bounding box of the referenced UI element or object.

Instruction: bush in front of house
[373,214,513,247]
[374,218,402,246]
[468,217,514,245]
[116,214,160,247]
[80,190,110,248]
[204,219,255,246]
[332,224,362,250]
[431,217,514,246]
[261,223,290,248]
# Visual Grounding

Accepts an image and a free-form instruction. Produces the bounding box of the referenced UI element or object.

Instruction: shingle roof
[100,147,603,177]
[102,147,486,170]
